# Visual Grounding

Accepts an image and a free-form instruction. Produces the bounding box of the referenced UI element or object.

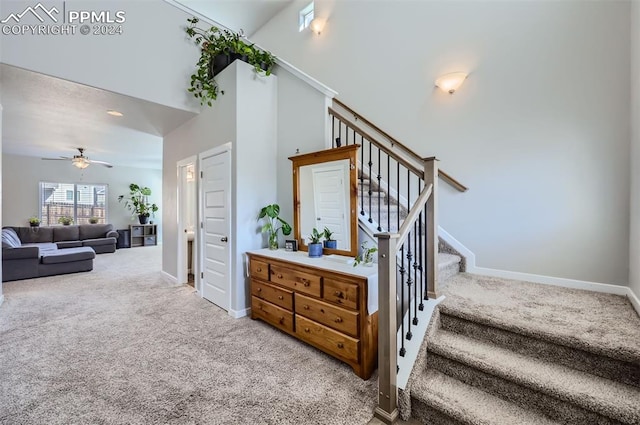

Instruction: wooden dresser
[247,249,378,379]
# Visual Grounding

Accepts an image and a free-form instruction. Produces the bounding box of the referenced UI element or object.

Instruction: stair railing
[328,100,449,424]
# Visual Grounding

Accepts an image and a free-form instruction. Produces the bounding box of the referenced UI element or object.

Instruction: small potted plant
[28,216,40,227]
[323,227,337,249]
[258,204,292,250]
[354,241,378,267]
[308,227,324,258]
[58,216,74,226]
[118,183,159,224]
[88,217,99,224]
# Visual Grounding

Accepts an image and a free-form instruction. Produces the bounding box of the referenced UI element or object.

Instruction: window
[299,2,314,32]
[39,182,108,226]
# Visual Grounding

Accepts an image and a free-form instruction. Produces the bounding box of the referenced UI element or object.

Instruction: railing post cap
[422,156,439,162]
[375,232,400,240]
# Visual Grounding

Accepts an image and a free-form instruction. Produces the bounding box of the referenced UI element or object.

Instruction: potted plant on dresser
[118,183,159,225]
[308,228,324,258]
[323,227,337,249]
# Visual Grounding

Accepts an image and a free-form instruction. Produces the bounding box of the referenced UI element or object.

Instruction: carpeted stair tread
[429,329,640,423]
[440,273,640,364]
[412,368,562,425]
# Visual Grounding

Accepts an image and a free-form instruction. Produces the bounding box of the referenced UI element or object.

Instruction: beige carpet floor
[0,246,377,425]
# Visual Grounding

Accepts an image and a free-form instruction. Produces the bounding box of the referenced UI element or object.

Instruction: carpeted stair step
[411,368,563,425]
[437,253,461,286]
[428,330,640,424]
[439,312,640,388]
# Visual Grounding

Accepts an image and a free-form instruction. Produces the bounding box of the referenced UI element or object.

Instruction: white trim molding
[161,271,179,285]
[628,287,640,315]
[229,307,250,319]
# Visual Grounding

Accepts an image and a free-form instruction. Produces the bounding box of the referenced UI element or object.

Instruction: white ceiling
[175,0,293,36]
[0,0,291,170]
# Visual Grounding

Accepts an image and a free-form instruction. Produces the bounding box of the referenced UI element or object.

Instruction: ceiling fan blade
[42,157,71,161]
[89,159,113,168]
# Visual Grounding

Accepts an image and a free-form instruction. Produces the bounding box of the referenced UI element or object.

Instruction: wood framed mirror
[289,145,360,257]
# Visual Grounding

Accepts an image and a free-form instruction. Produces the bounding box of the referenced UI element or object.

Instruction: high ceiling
[0,0,292,169]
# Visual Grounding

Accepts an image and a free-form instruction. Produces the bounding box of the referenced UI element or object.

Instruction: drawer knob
[337,343,344,349]
[257,287,262,292]
[278,295,283,300]
[334,291,343,297]
[304,327,310,333]
[257,267,262,272]
[335,317,343,323]
[303,305,309,310]
[258,305,263,310]
[277,274,283,279]
[279,317,285,324]
[320,308,325,314]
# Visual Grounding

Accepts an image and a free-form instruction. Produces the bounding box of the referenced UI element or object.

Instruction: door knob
[221,237,228,242]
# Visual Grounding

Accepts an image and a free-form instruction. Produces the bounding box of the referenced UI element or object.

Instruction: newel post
[424,157,439,299]
[374,233,399,424]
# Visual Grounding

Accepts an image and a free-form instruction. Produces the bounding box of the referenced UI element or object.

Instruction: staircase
[401,273,640,424]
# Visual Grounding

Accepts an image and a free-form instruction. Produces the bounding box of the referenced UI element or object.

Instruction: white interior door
[199,146,231,311]
[312,165,348,249]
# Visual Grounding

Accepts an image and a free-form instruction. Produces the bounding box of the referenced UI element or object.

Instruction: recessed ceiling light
[107,110,123,117]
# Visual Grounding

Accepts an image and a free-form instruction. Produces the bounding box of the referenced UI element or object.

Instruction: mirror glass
[290,145,359,257]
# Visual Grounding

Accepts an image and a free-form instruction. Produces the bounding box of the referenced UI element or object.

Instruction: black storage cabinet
[116,229,131,249]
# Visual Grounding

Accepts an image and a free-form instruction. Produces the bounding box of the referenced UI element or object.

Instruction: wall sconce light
[310,18,325,35]
[434,72,468,94]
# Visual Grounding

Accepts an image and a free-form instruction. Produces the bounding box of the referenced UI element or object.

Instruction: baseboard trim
[627,287,640,316]
[161,271,178,285]
[229,307,250,319]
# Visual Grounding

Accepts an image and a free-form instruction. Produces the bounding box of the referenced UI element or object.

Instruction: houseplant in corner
[308,227,324,258]
[185,17,276,106]
[258,204,292,250]
[323,227,337,249]
[118,183,159,225]
[28,216,40,227]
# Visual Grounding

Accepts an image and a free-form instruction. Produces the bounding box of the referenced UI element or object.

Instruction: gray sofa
[1,224,118,282]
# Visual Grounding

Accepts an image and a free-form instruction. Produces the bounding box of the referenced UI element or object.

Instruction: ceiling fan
[42,148,113,169]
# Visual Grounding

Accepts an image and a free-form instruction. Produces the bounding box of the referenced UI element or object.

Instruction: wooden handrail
[396,184,432,248]
[328,108,423,177]
[333,98,468,193]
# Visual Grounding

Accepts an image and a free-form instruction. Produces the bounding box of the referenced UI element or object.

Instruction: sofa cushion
[57,241,83,249]
[23,242,59,254]
[2,246,39,260]
[82,237,117,247]
[53,225,80,242]
[2,228,21,248]
[79,224,113,240]
[13,227,53,244]
[40,247,95,264]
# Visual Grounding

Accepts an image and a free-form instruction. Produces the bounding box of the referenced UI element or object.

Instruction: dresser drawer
[252,296,294,334]
[296,293,359,338]
[323,278,360,310]
[270,265,321,298]
[296,315,359,363]
[250,259,269,281]
[252,280,293,311]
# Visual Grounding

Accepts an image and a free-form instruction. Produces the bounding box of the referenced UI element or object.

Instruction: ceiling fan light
[72,157,90,169]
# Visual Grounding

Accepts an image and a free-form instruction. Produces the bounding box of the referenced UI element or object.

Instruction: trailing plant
[185,17,277,106]
[258,204,292,250]
[308,227,323,245]
[118,184,159,219]
[353,241,378,267]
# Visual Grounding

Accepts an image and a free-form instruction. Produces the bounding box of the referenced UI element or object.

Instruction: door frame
[198,143,233,309]
[177,155,198,290]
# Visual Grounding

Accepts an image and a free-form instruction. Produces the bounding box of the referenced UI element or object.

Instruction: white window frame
[299,2,314,32]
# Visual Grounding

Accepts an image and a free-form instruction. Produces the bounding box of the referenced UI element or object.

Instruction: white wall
[630,1,640,299]
[0,0,199,112]
[2,154,162,240]
[253,0,631,285]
